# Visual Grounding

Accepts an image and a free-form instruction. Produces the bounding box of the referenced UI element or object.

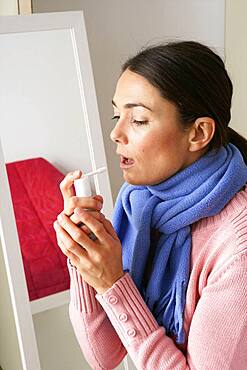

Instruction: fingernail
[97,202,103,210]
[70,170,80,178]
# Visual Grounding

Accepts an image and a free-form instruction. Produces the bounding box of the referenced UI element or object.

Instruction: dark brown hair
[122,41,247,164]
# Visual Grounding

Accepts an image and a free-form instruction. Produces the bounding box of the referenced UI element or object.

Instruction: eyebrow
[112,99,153,112]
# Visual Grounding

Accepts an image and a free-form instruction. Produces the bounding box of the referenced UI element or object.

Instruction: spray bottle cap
[74,176,92,197]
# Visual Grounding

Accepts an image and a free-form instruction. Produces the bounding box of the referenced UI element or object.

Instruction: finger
[80,224,91,234]
[101,217,119,240]
[70,211,102,236]
[71,209,118,241]
[54,222,84,270]
[73,209,102,221]
[54,223,92,271]
[70,208,101,230]
[65,196,103,216]
[58,238,80,267]
[70,212,82,225]
[73,209,111,243]
[54,221,73,255]
[67,251,79,267]
[93,194,104,204]
[56,233,78,262]
[53,220,87,257]
[55,230,67,254]
[59,170,82,200]
[56,214,97,253]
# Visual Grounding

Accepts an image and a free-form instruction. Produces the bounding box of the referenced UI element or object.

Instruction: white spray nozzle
[74,166,107,197]
[83,166,107,178]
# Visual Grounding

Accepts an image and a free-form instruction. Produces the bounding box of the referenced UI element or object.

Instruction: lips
[120,155,135,164]
[120,154,135,169]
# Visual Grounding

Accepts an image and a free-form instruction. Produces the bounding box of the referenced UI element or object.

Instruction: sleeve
[67,259,127,370]
[95,251,247,370]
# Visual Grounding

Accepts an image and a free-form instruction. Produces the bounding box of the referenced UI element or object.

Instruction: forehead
[113,69,161,109]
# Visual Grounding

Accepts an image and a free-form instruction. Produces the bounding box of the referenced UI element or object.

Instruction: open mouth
[120,155,135,165]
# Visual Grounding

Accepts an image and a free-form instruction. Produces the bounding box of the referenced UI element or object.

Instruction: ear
[188,117,215,152]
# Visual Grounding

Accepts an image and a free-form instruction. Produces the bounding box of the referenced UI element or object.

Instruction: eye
[133,119,149,126]
[111,116,149,126]
[111,115,120,121]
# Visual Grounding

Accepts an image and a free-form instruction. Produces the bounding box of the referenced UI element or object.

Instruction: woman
[53,41,247,369]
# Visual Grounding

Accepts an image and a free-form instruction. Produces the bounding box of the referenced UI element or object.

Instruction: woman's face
[110,69,196,185]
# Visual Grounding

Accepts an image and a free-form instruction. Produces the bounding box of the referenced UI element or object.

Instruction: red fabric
[6,157,69,301]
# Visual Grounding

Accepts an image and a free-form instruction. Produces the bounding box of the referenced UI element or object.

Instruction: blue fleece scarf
[112,144,247,344]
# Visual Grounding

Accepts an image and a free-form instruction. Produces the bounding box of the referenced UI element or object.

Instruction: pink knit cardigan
[68,186,247,369]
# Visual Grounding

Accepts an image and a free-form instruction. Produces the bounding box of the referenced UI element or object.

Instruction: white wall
[33,0,225,201]
[225,0,247,139]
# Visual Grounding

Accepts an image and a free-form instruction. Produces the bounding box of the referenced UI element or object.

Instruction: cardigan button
[119,313,128,322]
[127,328,136,337]
[108,295,118,304]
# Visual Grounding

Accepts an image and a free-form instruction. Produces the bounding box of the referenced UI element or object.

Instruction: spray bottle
[73,167,107,240]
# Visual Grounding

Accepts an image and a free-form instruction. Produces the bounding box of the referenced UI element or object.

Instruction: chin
[124,178,141,185]
[125,173,171,186]
[123,173,142,185]
[123,174,152,186]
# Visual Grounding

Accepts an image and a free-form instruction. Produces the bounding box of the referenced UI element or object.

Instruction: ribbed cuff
[96,273,160,346]
[67,258,101,314]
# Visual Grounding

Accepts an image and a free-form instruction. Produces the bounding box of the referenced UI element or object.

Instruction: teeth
[120,155,134,164]
[124,158,134,164]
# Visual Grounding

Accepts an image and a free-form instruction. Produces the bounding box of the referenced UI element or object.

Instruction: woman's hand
[53,208,124,294]
[59,169,103,234]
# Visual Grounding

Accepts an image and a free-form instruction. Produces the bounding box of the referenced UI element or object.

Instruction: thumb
[93,194,104,204]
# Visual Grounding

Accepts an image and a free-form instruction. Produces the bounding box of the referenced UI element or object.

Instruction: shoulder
[191,185,247,276]
[192,184,247,249]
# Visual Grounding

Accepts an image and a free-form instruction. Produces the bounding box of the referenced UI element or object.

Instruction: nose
[110,120,128,144]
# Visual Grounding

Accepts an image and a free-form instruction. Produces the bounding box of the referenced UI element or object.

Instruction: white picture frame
[0,11,119,370]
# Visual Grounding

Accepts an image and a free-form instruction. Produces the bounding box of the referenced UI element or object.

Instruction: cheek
[132,125,188,169]
[139,131,187,178]
[138,132,177,159]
